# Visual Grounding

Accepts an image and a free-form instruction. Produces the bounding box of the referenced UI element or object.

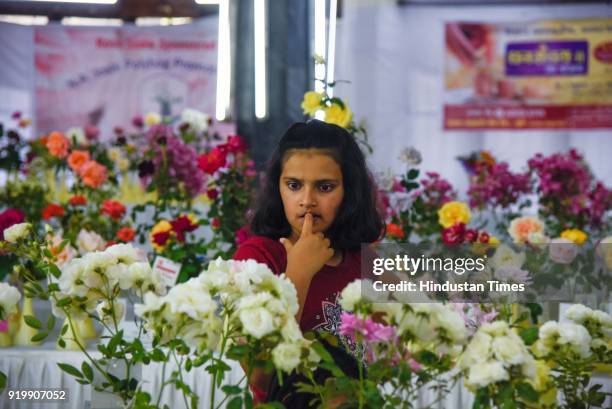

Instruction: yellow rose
[560,228,588,245]
[488,236,500,246]
[526,360,557,408]
[300,91,324,116]
[145,112,161,126]
[437,201,471,228]
[324,102,352,128]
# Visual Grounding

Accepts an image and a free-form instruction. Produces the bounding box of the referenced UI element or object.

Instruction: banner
[35,21,218,139]
[444,18,612,130]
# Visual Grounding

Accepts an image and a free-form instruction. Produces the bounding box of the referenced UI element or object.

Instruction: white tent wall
[334,2,612,196]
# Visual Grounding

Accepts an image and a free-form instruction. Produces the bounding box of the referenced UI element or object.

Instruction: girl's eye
[319,183,335,193]
[287,181,301,191]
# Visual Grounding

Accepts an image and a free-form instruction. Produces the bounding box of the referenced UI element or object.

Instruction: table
[0,343,246,409]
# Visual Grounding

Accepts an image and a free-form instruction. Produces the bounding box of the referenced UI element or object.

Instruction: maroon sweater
[233,235,361,334]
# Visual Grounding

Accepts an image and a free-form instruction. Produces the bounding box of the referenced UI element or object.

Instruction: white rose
[126,262,160,292]
[272,342,302,372]
[166,280,216,320]
[398,146,422,166]
[527,232,550,245]
[557,322,592,358]
[59,259,88,297]
[239,307,276,339]
[134,292,165,317]
[460,331,492,369]
[481,321,511,337]
[96,300,125,326]
[548,238,578,264]
[339,280,363,312]
[565,304,592,324]
[4,223,31,243]
[76,229,106,254]
[490,245,526,270]
[467,361,509,388]
[181,108,210,134]
[105,244,144,265]
[66,127,87,146]
[0,282,21,317]
[433,305,468,344]
[281,318,303,343]
[491,334,527,366]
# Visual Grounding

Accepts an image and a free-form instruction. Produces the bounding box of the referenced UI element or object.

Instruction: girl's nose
[300,187,316,207]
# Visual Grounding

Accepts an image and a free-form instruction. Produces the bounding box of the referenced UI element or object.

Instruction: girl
[233,119,384,405]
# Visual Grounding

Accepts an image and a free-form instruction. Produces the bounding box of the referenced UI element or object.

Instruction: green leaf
[81,362,94,382]
[57,363,83,379]
[222,385,242,395]
[24,315,42,329]
[519,327,539,346]
[311,342,334,363]
[407,169,419,180]
[151,348,165,362]
[57,338,66,349]
[30,332,48,342]
[48,264,62,279]
[0,371,6,391]
[516,382,538,402]
[227,396,243,409]
[46,315,56,331]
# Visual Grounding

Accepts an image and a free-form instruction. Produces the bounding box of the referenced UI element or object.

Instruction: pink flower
[0,208,25,240]
[339,312,395,343]
[227,135,247,153]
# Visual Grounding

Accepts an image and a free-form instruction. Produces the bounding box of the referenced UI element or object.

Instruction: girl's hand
[280,213,334,280]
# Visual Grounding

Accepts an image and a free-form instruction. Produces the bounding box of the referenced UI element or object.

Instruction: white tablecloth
[0,342,246,409]
[1,344,611,408]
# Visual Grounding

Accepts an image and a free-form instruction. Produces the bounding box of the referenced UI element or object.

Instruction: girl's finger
[301,213,313,237]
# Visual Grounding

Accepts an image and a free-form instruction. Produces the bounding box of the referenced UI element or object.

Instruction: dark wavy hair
[250,120,384,251]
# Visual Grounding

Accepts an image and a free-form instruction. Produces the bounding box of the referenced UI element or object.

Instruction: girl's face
[279,149,344,241]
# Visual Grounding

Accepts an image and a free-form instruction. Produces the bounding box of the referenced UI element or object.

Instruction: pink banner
[35,22,218,139]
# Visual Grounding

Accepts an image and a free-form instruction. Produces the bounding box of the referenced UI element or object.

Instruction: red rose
[0,208,25,240]
[153,231,171,247]
[116,227,136,242]
[226,135,247,153]
[478,232,490,243]
[211,218,221,229]
[101,200,126,221]
[465,229,479,243]
[170,215,198,242]
[69,195,87,206]
[198,147,227,174]
[206,188,219,200]
[441,223,466,244]
[42,203,65,220]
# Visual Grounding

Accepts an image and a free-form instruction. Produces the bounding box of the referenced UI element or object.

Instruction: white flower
[492,334,528,365]
[4,223,31,243]
[460,331,492,368]
[76,229,106,254]
[398,146,422,166]
[96,300,125,326]
[59,259,89,297]
[0,282,21,318]
[134,292,165,317]
[166,279,217,320]
[181,108,210,134]
[66,127,87,146]
[466,361,509,388]
[106,243,145,265]
[272,342,302,372]
[339,280,363,312]
[239,307,276,339]
[565,304,592,324]
[527,232,550,245]
[548,238,578,264]
[126,262,163,293]
[539,320,592,358]
[281,318,303,343]
[490,245,526,270]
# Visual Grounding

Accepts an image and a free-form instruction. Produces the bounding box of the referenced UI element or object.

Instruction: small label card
[153,256,182,288]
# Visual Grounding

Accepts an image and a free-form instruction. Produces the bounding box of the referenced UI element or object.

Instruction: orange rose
[508,216,544,244]
[68,150,90,172]
[387,223,406,239]
[78,160,108,188]
[46,131,70,158]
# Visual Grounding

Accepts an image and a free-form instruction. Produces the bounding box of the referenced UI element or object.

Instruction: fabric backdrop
[335,2,612,195]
